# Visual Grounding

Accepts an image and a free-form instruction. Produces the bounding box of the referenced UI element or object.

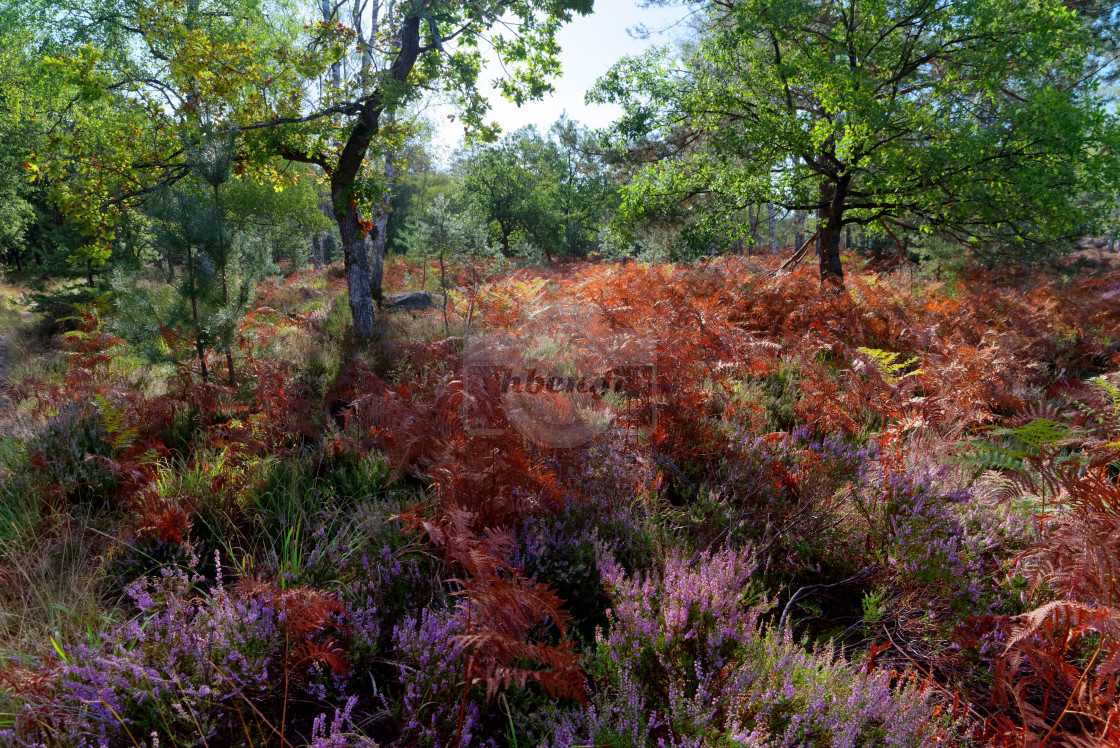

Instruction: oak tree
[592,0,1120,286]
[30,0,593,340]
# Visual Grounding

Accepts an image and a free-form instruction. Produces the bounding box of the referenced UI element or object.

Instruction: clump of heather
[309,696,380,747]
[698,427,878,571]
[28,405,116,506]
[260,496,439,659]
[535,547,961,747]
[392,608,495,748]
[864,466,1030,614]
[5,554,349,747]
[512,502,609,643]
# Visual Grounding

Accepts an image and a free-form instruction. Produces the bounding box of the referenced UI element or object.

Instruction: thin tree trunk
[311,234,322,269]
[372,196,392,269]
[439,249,448,332]
[323,0,341,90]
[768,202,777,253]
[187,246,208,382]
[794,212,805,256]
[369,153,395,305]
[368,231,384,306]
[214,182,236,387]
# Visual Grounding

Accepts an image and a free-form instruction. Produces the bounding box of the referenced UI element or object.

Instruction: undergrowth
[0,255,1117,746]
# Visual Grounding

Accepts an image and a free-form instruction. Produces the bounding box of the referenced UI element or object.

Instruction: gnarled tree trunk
[277,14,422,342]
[311,234,322,268]
[335,203,378,340]
[817,178,848,288]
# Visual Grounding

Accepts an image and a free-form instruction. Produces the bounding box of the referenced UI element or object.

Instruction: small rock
[386,291,436,312]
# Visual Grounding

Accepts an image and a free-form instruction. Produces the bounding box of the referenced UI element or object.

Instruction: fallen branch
[778,565,876,632]
[766,229,820,279]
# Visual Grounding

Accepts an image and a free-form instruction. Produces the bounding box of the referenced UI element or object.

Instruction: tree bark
[335,204,378,340]
[817,179,847,288]
[323,0,341,91]
[186,246,208,382]
[369,152,395,303]
[328,14,421,340]
[368,232,384,305]
[276,13,422,341]
[311,234,322,269]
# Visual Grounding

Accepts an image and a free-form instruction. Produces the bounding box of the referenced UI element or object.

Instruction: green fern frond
[856,347,921,386]
[93,394,137,452]
[1090,376,1120,411]
[961,441,1027,472]
[987,418,1071,450]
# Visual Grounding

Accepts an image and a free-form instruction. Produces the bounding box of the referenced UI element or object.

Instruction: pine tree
[111,131,256,384]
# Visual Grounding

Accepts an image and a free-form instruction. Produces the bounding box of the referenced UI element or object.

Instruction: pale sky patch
[421,0,693,160]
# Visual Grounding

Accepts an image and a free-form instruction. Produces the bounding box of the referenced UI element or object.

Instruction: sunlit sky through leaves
[422,0,693,162]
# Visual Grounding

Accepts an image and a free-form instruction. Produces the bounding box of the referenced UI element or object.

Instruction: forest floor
[0,255,1118,747]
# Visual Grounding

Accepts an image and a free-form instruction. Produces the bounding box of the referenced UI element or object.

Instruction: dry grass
[0,503,120,665]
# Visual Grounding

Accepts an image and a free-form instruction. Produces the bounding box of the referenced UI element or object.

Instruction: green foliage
[386,169,456,254]
[109,131,265,382]
[223,165,332,271]
[861,587,888,628]
[857,347,921,386]
[400,194,504,288]
[966,417,1079,471]
[988,418,1073,451]
[457,127,566,259]
[591,0,1120,273]
[728,367,802,432]
[0,5,93,276]
[1091,375,1120,412]
[455,121,617,262]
